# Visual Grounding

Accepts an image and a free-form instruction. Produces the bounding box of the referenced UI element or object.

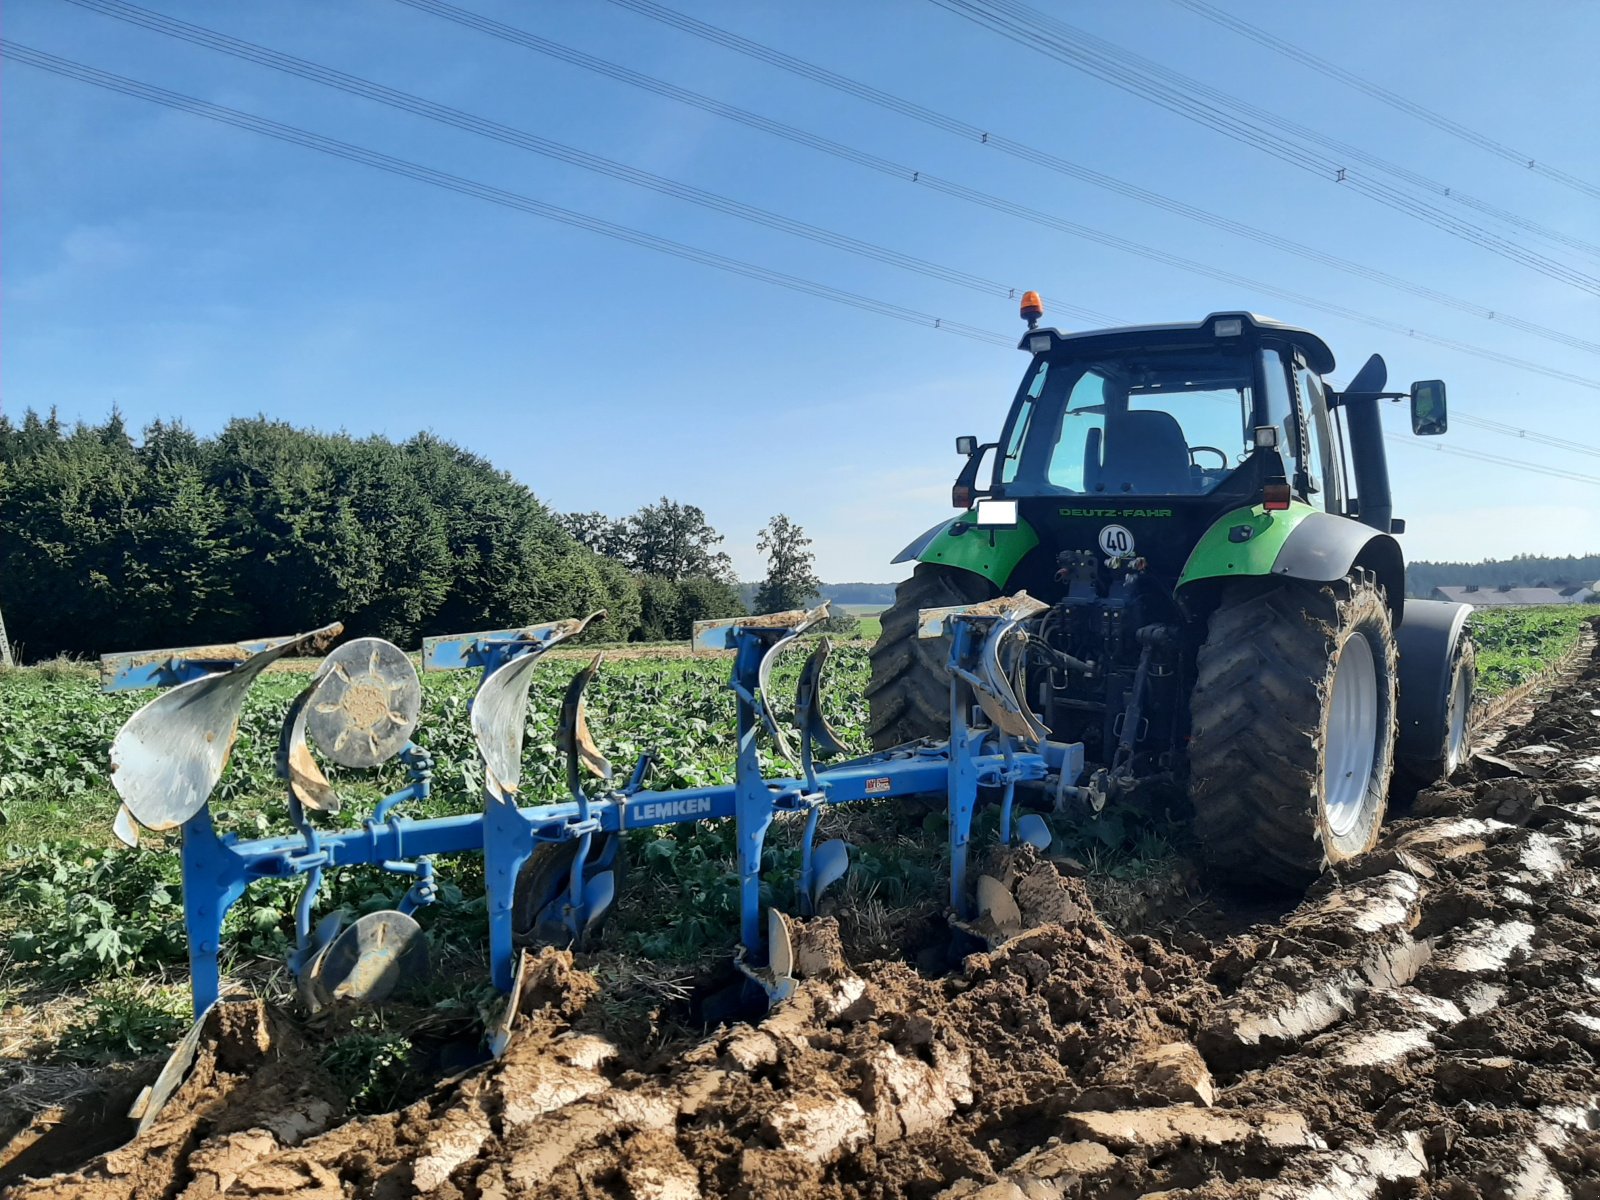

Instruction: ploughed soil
[6,633,1600,1198]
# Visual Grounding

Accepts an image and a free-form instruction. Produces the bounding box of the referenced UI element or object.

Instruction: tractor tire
[1397,634,1476,787]
[512,834,626,951]
[1189,572,1399,891]
[867,563,996,749]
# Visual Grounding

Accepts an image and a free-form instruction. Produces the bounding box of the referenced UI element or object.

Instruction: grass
[835,604,883,641]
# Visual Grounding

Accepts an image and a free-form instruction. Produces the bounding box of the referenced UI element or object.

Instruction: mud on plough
[100,595,1083,1127]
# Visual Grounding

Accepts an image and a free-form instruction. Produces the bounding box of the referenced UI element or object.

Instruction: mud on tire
[866,563,995,749]
[1189,572,1399,891]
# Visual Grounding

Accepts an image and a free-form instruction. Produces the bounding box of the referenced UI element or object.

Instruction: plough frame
[100,598,1083,1018]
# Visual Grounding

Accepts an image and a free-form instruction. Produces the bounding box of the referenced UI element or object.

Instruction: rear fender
[1176,504,1405,620]
[893,512,1040,589]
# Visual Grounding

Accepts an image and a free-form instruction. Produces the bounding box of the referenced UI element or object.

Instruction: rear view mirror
[956,435,978,456]
[1411,380,1447,436]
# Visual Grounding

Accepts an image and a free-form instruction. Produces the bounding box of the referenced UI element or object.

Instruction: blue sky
[7,0,1599,582]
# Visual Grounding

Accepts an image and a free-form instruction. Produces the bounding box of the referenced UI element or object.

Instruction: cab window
[999,361,1047,484]
[1044,368,1107,491]
[1041,349,1254,495]
[1259,347,1295,469]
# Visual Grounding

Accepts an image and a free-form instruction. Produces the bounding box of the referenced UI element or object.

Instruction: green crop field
[0,606,1589,1088]
[1463,605,1593,694]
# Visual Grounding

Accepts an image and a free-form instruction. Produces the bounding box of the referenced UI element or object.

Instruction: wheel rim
[1445,665,1472,772]
[1324,633,1379,838]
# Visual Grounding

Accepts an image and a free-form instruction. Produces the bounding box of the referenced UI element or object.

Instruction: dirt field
[6,632,1600,1198]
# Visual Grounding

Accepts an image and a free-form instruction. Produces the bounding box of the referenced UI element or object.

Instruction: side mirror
[1410,380,1447,436]
[955,435,978,456]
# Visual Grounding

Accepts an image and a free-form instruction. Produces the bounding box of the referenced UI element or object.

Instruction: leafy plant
[1468,607,1591,694]
[4,841,185,981]
[320,1020,417,1114]
[54,981,190,1063]
[1,604,1583,1003]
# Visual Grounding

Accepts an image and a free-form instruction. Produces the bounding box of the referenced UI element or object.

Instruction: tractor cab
[883,300,1461,815]
[996,311,1323,501]
[937,306,1447,606]
[955,311,1331,598]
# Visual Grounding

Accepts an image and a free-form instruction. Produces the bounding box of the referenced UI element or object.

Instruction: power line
[14,43,1600,483]
[936,0,1600,268]
[384,0,1600,394]
[1453,413,1600,460]
[928,0,1600,284]
[1166,0,1600,203]
[585,0,1600,357]
[0,43,1014,350]
[58,0,1117,327]
[1386,435,1600,486]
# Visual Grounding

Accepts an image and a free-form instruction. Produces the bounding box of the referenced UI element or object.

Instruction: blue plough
[103,595,1083,1119]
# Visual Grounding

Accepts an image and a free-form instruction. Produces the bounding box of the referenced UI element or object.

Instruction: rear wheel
[1189,573,1398,891]
[866,564,995,749]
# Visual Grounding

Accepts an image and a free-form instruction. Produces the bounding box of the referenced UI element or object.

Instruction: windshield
[1004,347,1258,496]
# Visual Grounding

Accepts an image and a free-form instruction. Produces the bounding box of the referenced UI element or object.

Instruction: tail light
[952,484,973,509]
[1263,483,1292,511]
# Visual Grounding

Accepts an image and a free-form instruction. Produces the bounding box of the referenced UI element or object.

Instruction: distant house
[1431,583,1596,606]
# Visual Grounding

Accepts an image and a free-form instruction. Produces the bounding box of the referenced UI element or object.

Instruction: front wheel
[1397,633,1476,786]
[1188,572,1399,891]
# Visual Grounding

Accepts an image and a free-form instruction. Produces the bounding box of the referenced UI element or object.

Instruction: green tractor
[869,302,1474,890]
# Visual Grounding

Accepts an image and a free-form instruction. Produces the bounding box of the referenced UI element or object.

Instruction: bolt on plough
[99,595,1084,1130]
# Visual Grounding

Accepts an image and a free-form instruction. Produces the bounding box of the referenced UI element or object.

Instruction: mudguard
[1176,503,1405,619]
[1394,598,1473,766]
[892,511,1040,589]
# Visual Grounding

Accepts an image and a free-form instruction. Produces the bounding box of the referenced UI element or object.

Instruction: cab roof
[1018,311,1336,375]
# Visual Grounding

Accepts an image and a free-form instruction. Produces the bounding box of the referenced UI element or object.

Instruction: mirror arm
[952,441,1000,508]
[1332,390,1408,405]
[956,443,999,491]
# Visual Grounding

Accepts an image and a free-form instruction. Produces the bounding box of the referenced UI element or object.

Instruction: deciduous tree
[622,498,735,584]
[754,514,822,614]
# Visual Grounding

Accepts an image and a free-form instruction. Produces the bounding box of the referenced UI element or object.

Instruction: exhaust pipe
[1342,353,1393,534]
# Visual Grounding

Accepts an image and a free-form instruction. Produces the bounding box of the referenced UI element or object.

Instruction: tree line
[0,411,834,661]
[1405,553,1600,598]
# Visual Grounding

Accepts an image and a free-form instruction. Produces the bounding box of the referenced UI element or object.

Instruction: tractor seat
[1092,409,1196,494]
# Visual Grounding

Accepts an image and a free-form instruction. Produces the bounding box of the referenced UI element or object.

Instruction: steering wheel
[1189,446,1229,469]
